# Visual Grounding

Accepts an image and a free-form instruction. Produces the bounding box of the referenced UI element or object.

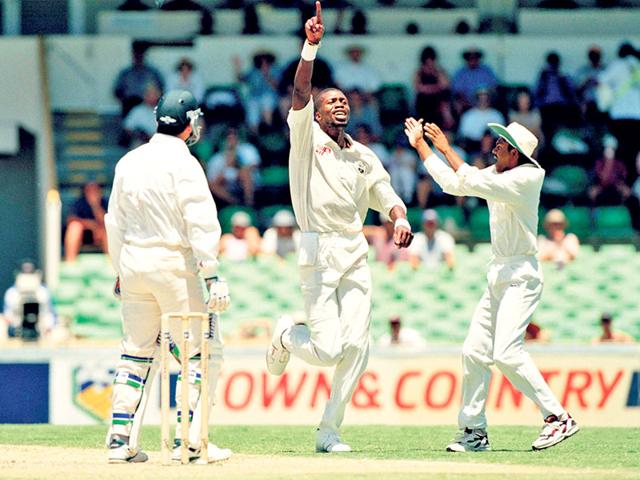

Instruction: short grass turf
[1,424,638,472]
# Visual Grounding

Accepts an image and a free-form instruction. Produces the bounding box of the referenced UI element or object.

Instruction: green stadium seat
[406,207,423,231]
[562,206,592,240]
[435,206,466,231]
[469,207,491,242]
[594,206,634,240]
[550,165,589,199]
[375,84,409,126]
[260,166,289,187]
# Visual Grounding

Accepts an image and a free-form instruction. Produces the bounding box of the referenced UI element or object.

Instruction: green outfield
[1,425,638,479]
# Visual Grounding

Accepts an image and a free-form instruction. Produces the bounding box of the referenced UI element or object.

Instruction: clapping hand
[404,117,426,148]
[424,122,451,154]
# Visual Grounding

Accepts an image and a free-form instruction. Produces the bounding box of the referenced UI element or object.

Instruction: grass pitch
[1,425,638,479]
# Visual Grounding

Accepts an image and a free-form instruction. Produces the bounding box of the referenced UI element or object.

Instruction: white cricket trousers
[458,255,565,429]
[282,231,371,435]
[110,244,223,448]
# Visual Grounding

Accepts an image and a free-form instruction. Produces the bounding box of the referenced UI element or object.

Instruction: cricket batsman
[105,90,231,463]
[266,1,413,453]
[404,117,579,451]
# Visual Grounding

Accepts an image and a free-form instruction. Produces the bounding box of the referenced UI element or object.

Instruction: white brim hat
[487,122,541,168]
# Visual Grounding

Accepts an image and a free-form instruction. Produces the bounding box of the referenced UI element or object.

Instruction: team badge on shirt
[315,145,332,156]
[355,160,368,175]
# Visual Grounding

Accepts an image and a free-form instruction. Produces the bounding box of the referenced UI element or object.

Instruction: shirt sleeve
[105,168,125,273]
[176,155,222,279]
[368,155,406,216]
[423,154,537,206]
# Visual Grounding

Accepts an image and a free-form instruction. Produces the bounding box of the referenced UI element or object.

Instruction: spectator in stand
[261,209,301,259]
[160,0,214,35]
[378,316,427,348]
[575,45,607,127]
[537,209,580,269]
[525,321,551,343]
[117,0,149,10]
[64,182,108,262]
[206,128,261,207]
[597,42,640,180]
[468,130,497,169]
[592,313,635,344]
[366,213,410,270]
[414,45,454,130]
[408,209,455,271]
[241,3,261,34]
[219,211,261,262]
[534,52,579,145]
[388,133,420,205]
[334,44,383,97]
[458,88,505,153]
[113,41,164,117]
[451,47,498,116]
[350,9,368,35]
[166,57,205,103]
[234,51,281,133]
[345,88,382,139]
[509,88,544,150]
[122,83,161,147]
[588,135,640,230]
[353,124,390,169]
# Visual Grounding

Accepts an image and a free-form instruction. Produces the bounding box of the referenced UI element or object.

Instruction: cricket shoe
[108,435,148,463]
[446,428,491,452]
[532,412,579,450]
[266,314,294,376]
[316,429,352,453]
[172,440,233,463]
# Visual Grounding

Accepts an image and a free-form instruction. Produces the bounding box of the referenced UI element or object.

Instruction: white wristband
[301,41,320,61]
[394,218,411,231]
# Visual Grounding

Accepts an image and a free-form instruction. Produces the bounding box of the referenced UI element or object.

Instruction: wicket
[160,312,210,466]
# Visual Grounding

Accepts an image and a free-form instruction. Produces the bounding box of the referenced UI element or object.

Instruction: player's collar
[314,122,353,150]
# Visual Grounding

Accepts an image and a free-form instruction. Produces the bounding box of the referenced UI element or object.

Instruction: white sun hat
[487,122,541,168]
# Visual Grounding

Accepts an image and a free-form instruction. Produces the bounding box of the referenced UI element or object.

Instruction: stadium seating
[53,245,640,344]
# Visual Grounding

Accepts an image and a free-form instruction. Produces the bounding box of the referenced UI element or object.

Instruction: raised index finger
[315,1,323,24]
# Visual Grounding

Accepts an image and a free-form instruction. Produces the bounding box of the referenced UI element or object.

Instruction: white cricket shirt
[423,154,544,258]
[288,99,404,233]
[105,133,221,278]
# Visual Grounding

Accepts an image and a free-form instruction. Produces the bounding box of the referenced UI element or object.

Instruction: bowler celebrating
[404,117,579,451]
[266,1,413,453]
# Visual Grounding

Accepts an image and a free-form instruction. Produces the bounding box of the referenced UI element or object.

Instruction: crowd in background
[110,35,640,228]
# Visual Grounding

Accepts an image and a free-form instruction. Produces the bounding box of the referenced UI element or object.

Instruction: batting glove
[206,276,231,313]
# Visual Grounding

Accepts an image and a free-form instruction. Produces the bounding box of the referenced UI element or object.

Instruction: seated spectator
[160,0,214,35]
[509,88,544,149]
[451,47,498,116]
[2,260,57,341]
[468,130,496,169]
[525,320,551,343]
[261,209,300,259]
[409,209,455,270]
[575,45,607,126]
[457,88,505,152]
[534,51,579,144]
[538,209,580,268]
[122,83,161,147]
[353,124,390,168]
[166,57,205,103]
[345,88,382,139]
[366,213,411,270]
[113,41,164,117]
[64,182,108,262]
[234,51,281,132]
[350,9,368,35]
[378,316,427,348]
[597,42,640,179]
[414,45,454,130]
[334,45,382,97]
[207,128,261,207]
[388,134,419,205]
[219,211,261,261]
[592,313,635,344]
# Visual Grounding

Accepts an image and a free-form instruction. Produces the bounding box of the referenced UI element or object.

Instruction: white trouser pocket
[298,232,319,266]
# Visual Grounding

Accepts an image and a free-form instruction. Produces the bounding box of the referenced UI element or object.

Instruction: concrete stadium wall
[46,33,640,113]
[0,37,47,297]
